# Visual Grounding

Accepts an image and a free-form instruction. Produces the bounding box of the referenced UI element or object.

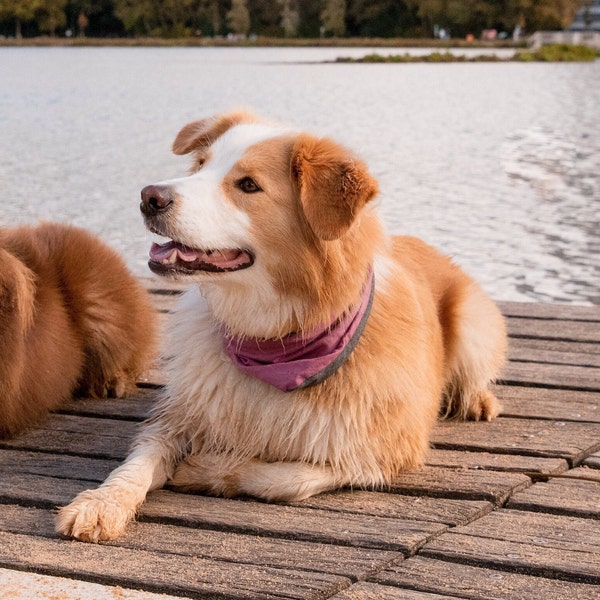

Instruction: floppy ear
[291,134,379,241]
[172,110,258,155]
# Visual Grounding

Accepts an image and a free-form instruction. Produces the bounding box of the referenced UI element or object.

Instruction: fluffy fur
[57,111,506,542]
[0,222,157,438]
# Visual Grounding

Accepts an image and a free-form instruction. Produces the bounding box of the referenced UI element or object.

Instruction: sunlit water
[1,46,598,304]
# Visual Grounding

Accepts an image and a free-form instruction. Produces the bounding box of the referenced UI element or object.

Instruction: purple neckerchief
[223,270,375,392]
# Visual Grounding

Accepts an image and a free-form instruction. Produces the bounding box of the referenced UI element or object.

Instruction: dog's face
[141,111,380,335]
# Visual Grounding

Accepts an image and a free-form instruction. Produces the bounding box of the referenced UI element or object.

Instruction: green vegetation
[0,0,589,41]
[336,44,600,63]
[337,51,501,63]
[515,43,600,61]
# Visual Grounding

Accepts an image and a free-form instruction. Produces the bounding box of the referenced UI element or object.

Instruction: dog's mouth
[149,241,254,276]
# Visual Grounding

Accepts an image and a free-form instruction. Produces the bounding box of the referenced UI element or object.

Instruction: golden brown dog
[57,111,506,542]
[0,222,156,438]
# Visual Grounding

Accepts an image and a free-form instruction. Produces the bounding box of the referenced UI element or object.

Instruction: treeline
[0,0,586,40]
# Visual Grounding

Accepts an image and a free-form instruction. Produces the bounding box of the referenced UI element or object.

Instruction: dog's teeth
[161,253,178,265]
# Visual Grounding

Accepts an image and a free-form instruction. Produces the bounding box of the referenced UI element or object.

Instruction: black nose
[140,185,174,216]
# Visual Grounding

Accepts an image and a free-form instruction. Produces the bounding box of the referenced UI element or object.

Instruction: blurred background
[1,1,598,305]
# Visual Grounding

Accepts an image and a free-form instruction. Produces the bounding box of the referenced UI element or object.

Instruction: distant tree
[155,0,196,36]
[203,0,223,35]
[407,0,584,36]
[347,0,419,37]
[227,0,250,34]
[113,0,151,34]
[114,0,196,36]
[36,0,67,36]
[77,10,88,35]
[64,0,125,37]
[321,0,346,36]
[0,0,41,38]
[296,0,321,36]
[525,0,582,30]
[278,0,299,36]
[247,0,281,36]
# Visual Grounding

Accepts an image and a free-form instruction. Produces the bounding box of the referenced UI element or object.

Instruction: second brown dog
[0,222,157,438]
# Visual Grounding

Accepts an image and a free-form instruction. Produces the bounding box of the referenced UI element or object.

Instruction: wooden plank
[388,467,530,505]
[371,556,600,600]
[508,342,600,368]
[0,567,183,600]
[57,392,154,421]
[0,531,350,600]
[507,470,600,518]
[420,509,600,583]
[0,415,135,460]
[0,450,117,482]
[494,386,600,422]
[583,451,600,469]
[0,505,399,583]
[501,362,600,391]
[141,276,188,294]
[431,508,600,553]
[292,490,493,527]
[422,534,599,584]
[139,490,446,554]
[425,449,568,474]
[0,453,493,528]
[4,474,444,555]
[139,365,168,388]
[505,317,600,343]
[509,337,600,357]
[110,522,398,584]
[0,472,92,508]
[432,418,600,464]
[331,581,458,599]
[498,302,600,322]
[148,293,177,313]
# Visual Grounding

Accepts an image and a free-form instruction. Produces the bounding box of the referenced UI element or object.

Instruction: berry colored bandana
[223,270,375,392]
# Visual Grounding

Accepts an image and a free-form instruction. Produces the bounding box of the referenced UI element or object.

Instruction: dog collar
[223,269,375,392]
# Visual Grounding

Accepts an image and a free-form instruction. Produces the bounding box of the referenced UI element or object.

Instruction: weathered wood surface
[0,288,598,600]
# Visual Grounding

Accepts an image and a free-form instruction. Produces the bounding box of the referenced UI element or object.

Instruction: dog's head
[141,111,381,335]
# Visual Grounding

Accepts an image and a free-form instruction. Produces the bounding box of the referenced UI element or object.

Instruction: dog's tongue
[150,241,198,262]
[149,241,249,270]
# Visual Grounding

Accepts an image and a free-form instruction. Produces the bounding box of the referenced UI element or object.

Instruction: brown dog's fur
[0,222,157,438]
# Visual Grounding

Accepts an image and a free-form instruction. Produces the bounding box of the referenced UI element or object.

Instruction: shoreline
[334,44,600,63]
[0,35,522,49]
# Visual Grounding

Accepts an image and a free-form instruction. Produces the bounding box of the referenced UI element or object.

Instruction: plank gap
[497,379,600,393]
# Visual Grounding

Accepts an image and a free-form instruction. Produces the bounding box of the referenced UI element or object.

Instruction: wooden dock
[0,284,599,600]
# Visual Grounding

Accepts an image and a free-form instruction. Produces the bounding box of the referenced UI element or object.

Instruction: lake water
[1,46,598,305]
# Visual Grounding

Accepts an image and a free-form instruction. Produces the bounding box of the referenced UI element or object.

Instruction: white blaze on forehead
[155,122,289,250]
[210,122,291,172]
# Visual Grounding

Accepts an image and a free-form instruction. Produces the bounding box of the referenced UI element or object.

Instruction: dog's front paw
[442,388,502,422]
[55,489,134,542]
[467,389,502,421]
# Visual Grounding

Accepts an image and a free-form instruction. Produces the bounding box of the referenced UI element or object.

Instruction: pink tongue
[150,241,198,262]
[149,241,246,268]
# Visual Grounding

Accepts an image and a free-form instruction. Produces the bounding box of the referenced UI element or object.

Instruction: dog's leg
[55,427,178,542]
[170,454,343,502]
[442,282,507,421]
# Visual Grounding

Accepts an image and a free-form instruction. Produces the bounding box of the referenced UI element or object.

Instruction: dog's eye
[196,158,206,170]
[237,177,261,194]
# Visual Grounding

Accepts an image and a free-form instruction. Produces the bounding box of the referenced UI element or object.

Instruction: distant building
[568,0,600,32]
